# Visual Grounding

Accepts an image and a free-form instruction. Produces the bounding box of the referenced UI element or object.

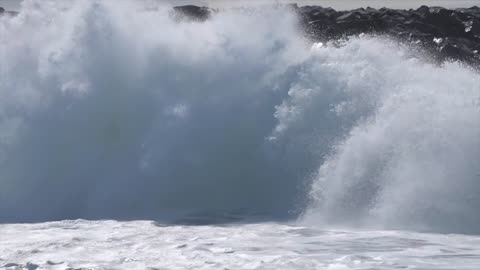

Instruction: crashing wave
[0,0,479,234]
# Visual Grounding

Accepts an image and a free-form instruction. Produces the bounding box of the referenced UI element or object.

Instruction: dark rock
[425,9,466,36]
[417,5,430,14]
[336,18,386,34]
[299,6,336,21]
[440,42,470,60]
[404,19,439,33]
[428,6,447,13]
[4,4,480,67]
[295,4,480,66]
[336,12,362,22]
[172,5,213,22]
[441,37,476,56]
[466,19,480,35]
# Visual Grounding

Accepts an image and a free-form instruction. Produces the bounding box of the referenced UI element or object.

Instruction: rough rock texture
[172,5,214,22]
[295,5,480,66]
[170,4,480,67]
[1,4,479,66]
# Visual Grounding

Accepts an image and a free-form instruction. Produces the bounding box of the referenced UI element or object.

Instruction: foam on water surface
[2,220,480,270]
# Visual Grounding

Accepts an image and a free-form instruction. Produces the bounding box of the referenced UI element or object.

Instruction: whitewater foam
[0,0,479,234]
[302,40,480,234]
[3,220,480,270]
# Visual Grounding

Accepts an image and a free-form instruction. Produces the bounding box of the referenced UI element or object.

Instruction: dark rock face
[172,4,480,66]
[2,4,479,66]
[172,5,213,22]
[295,5,480,66]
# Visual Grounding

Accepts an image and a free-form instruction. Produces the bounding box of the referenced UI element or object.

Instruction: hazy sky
[1,0,480,11]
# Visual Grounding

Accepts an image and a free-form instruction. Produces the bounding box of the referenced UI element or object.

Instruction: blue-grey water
[0,1,479,269]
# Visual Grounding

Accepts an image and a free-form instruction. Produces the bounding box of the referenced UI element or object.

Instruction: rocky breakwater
[1,4,479,67]
[172,4,480,67]
[172,5,214,22]
[296,5,480,66]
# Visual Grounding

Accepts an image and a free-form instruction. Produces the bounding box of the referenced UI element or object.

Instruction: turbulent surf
[0,0,479,236]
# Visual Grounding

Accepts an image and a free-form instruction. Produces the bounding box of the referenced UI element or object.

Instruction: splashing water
[0,0,479,234]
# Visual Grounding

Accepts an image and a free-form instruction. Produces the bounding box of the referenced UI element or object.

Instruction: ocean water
[0,1,479,269]
[2,220,480,270]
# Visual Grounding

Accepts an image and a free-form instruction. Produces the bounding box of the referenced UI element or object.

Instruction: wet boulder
[424,8,466,36]
[295,4,480,66]
[173,5,213,22]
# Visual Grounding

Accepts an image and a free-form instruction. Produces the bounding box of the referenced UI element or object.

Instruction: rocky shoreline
[2,4,480,67]
[297,4,480,66]
[173,4,480,67]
